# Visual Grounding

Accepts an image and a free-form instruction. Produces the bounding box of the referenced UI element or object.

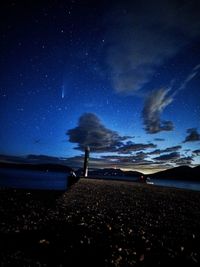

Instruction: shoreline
[0,178,200,266]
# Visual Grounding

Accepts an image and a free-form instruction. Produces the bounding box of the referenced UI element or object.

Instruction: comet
[61,85,65,99]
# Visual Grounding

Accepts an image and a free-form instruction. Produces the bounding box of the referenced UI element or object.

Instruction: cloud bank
[67,113,129,152]
[149,145,182,155]
[154,152,180,161]
[67,113,159,154]
[193,149,200,156]
[117,142,156,154]
[183,128,200,143]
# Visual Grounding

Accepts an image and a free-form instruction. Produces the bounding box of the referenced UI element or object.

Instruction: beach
[0,178,200,266]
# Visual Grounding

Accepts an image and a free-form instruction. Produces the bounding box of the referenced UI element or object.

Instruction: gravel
[0,178,200,266]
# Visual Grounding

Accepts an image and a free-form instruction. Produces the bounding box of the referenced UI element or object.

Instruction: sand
[0,178,200,266]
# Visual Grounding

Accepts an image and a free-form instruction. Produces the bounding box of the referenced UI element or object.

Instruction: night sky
[0,0,200,173]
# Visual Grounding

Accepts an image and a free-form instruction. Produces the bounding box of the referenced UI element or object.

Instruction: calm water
[0,168,69,190]
[152,179,200,192]
[90,175,200,191]
[0,169,200,191]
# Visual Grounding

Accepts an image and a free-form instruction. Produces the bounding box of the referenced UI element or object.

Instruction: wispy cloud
[106,0,200,94]
[175,64,200,94]
[105,1,200,136]
[142,88,174,134]
[142,63,200,134]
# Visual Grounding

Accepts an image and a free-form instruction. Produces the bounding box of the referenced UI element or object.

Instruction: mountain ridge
[0,162,72,173]
[85,166,200,181]
[149,165,200,181]
[0,161,199,181]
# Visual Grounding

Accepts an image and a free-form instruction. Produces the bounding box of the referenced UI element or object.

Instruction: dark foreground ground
[0,178,200,267]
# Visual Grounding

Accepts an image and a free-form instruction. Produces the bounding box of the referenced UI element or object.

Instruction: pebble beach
[0,178,200,266]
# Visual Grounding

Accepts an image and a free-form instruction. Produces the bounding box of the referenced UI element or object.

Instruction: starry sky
[0,0,200,173]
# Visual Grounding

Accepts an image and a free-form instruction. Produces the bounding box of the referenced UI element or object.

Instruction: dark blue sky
[0,0,200,173]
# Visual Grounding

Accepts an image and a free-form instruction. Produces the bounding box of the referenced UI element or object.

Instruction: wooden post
[83,146,90,177]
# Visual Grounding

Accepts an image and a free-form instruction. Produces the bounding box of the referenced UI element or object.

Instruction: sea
[152,178,200,192]
[0,168,200,191]
[0,168,69,190]
[89,175,200,192]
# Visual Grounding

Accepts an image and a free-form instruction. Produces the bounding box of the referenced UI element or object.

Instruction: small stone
[139,254,145,261]
[191,252,198,263]
[107,224,112,231]
[39,239,50,245]
[128,229,133,234]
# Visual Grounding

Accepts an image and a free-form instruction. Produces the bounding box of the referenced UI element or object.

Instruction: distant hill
[79,166,200,182]
[124,170,144,177]
[1,160,199,181]
[77,168,143,180]
[0,162,72,173]
[149,165,200,181]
